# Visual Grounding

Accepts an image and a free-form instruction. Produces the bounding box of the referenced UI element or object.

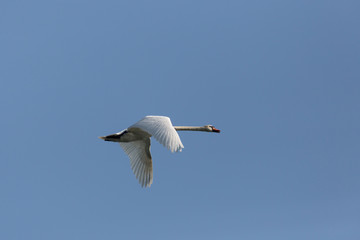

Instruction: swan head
[206,125,221,133]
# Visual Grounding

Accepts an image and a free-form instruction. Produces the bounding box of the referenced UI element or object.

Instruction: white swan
[99,115,220,187]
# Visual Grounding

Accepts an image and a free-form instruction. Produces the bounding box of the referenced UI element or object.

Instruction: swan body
[99,115,220,187]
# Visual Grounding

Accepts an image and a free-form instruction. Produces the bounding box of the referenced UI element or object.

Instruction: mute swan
[99,115,220,187]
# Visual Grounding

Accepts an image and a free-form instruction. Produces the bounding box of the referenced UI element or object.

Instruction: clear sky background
[1,0,359,239]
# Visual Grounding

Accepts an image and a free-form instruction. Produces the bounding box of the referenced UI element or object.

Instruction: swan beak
[212,127,221,133]
[98,136,106,140]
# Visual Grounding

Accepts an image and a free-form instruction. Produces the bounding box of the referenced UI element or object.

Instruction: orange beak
[212,127,221,133]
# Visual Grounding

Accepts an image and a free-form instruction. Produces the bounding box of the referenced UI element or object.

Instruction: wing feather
[119,139,153,188]
[129,116,184,152]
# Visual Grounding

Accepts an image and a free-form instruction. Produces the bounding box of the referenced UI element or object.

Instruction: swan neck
[174,126,208,132]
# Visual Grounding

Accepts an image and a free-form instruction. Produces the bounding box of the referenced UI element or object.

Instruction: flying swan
[99,115,220,187]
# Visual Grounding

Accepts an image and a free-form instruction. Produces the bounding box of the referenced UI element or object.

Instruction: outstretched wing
[119,138,153,188]
[129,116,184,152]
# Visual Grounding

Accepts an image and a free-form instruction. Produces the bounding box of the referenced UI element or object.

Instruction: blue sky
[1,0,359,239]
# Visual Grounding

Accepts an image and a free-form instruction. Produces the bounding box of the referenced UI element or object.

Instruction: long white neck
[174,126,210,132]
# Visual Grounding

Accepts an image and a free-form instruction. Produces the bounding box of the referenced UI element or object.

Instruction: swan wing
[119,138,153,188]
[129,116,184,152]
